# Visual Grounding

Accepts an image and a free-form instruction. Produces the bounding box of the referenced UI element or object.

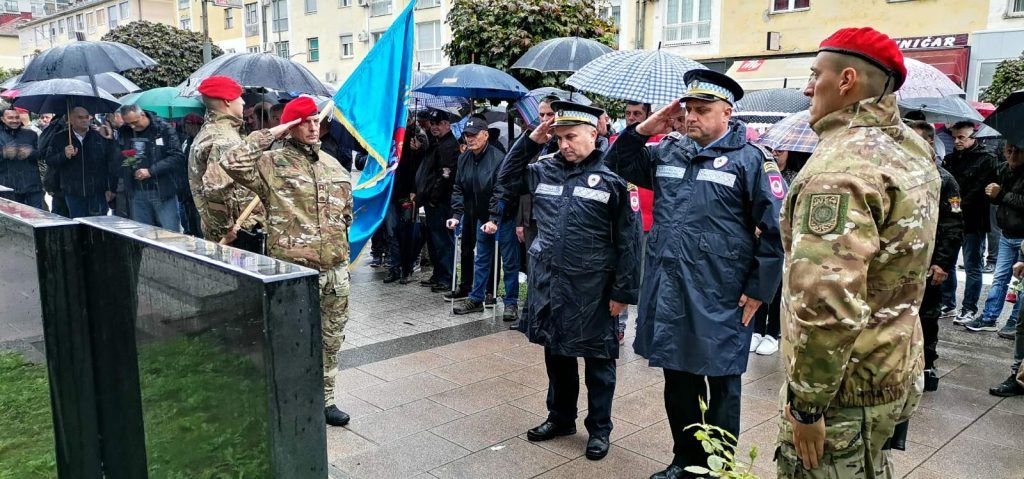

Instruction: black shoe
[585,435,609,460]
[526,421,576,441]
[502,304,519,322]
[990,374,1024,397]
[325,406,350,427]
[453,299,484,315]
[650,465,687,479]
[443,288,469,300]
[398,274,414,285]
[983,263,996,274]
[369,257,385,268]
[383,271,401,284]
[484,294,497,309]
[924,369,939,392]
[433,284,454,293]
[420,279,437,287]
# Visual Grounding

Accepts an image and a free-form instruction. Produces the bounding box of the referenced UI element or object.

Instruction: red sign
[892,34,969,51]
[736,60,765,72]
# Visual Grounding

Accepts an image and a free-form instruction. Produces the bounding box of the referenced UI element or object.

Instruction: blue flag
[333,0,415,265]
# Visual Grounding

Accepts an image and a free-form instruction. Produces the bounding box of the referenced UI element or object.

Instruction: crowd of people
[3,23,1024,479]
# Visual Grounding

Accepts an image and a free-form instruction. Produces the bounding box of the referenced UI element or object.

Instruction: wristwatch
[788,405,823,425]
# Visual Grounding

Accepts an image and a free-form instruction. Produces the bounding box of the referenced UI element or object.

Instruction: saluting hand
[530,118,554,145]
[269,118,302,138]
[636,101,682,137]
[738,294,762,327]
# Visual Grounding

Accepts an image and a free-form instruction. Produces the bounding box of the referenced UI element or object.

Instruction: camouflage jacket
[188,111,265,240]
[780,95,940,414]
[221,130,352,272]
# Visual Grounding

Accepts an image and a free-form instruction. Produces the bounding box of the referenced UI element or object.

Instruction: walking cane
[492,231,499,319]
[451,218,462,315]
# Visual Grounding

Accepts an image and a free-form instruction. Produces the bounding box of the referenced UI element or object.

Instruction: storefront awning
[725,57,814,92]
[902,48,969,88]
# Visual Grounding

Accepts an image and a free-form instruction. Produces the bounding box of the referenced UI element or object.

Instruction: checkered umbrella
[735,88,809,117]
[755,110,818,154]
[566,50,705,105]
[895,58,965,101]
[408,70,469,111]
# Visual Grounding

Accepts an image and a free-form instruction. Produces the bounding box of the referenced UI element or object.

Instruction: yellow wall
[177,0,245,53]
[0,35,22,68]
[716,0,989,60]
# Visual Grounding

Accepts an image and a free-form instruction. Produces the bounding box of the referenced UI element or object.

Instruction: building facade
[966,0,1024,101]
[175,0,246,54]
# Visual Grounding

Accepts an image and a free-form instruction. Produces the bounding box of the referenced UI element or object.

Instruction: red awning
[902,48,969,88]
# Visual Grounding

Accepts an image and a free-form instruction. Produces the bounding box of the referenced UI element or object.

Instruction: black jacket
[113,112,184,199]
[414,131,459,207]
[932,166,964,271]
[0,124,41,194]
[943,143,998,234]
[43,128,119,197]
[451,143,506,221]
[992,161,1024,239]
[393,126,427,201]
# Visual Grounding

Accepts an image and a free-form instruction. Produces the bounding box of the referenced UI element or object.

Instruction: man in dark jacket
[0,107,43,209]
[43,106,118,218]
[449,117,519,320]
[973,142,1024,335]
[415,109,460,293]
[492,101,641,461]
[942,121,998,323]
[384,121,428,284]
[113,105,184,231]
[604,71,784,479]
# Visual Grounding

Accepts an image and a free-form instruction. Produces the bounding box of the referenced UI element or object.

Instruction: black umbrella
[178,53,333,97]
[11,78,120,114]
[512,37,613,73]
[735,88,810,117]
[20,41,156,87]
[984,90,1024,148]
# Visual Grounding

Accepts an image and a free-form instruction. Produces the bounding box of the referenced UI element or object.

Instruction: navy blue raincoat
[604,121,785,376]
[492,135,641,359]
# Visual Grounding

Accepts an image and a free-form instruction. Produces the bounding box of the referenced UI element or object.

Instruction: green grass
[0,335,271,479]
[0,352,57,479]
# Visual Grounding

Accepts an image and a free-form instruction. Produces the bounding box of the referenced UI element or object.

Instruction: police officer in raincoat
[489,101,641,461]
[603,70,785,479]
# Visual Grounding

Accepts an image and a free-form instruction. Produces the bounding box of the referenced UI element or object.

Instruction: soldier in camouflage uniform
[221,96,354,427]
[189,76,266,249]
[778,28,940,479]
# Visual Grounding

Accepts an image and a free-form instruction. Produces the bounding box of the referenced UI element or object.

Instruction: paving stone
[431,335,523,361]
[429,354,525,386]
[356,351,454,381]
[534,445,667,479]
[336,367,387,392]
[905,406,974,449]
[351,372,460,410]
[736,416,781,472]
[494,344,546,366]
[923,435,1024,479]
[996,395,1024,415]
[903,468,960,479]
[428,377,538,415]
[613,361,665,398]
[334,393,384,420]
[612,419,674,464]
[510,385,591,418]
[525,419,642,460]
[919,383,1001,419]
[347,399,465,445]
[430,438,569,479]
[889,441,938,477]
[431,404,546,452]
[501,362,550,390]
[963,408,1024,450]
[612,385,667,428]
[740,396,779,432]
[743,371,785,402]
[334,431,470,479]
[742,353,784,384]
[326,427,377,463]
[940,363,1013,393]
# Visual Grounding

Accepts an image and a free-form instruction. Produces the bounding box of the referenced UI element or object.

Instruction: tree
[101,21,222,90]
[980,53,1024,106]
[443,0,617,91]
[0,67,23,83]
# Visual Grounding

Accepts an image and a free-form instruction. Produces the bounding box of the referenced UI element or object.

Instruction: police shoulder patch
[666,131,684,141]
[802,193,849,235]
[763,160,781,174]
[750,142,774,161]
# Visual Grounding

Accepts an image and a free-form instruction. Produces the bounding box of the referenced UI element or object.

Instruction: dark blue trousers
[544,349,616,438]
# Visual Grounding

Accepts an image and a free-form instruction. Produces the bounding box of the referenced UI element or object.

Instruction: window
[664,0,711,44]
[57,18,65,34]
[107,5,118,28]
[305,0,315,13]
[415,21,441,66]
[977,61,1001,98]
[48,21,55,37]
[244,3,258,36]
[1011,0,1024,15]
[307,37,319,62]
[771,0,809,12]
[95,9,105,27]
[415,0,439,8]
[371,30,384,45]
[271,0,288,32]
[180,17,191,30]
[75,14,84,31]
[369,0,391,17]
[119,1,130,21]
[275,40,289,57]
[224,8,234,28]
[338,0,350,6]
[178,0,189,8]
[86,12,95,32]
[247,45,261,53]
[340,33,353,58]
[599,0,621,45]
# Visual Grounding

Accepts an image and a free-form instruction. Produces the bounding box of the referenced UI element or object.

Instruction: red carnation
[121,149,137,157]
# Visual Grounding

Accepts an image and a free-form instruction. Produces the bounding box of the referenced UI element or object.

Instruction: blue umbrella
[413,64,528,100]
[566,49,705,105]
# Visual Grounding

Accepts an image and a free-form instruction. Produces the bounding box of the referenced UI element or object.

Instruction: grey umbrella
[11,78,120,114]
[512,37,613,73]
[525,87,593,105]
[898,96,984,125]
[179,52,333,97]
[735,88,810,117]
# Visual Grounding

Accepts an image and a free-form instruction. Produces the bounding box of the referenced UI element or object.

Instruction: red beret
[280,96,318,125]
[197,75,242,101]
[819,27,907,90]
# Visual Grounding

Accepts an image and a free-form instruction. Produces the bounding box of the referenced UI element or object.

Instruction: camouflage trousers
[776,374,924,479]
[320,264,350,406]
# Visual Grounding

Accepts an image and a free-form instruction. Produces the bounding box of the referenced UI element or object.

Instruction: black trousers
[663,369,741,468]
[544,349,616,437]
[753,286,782,338]
[919,281,943,370]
